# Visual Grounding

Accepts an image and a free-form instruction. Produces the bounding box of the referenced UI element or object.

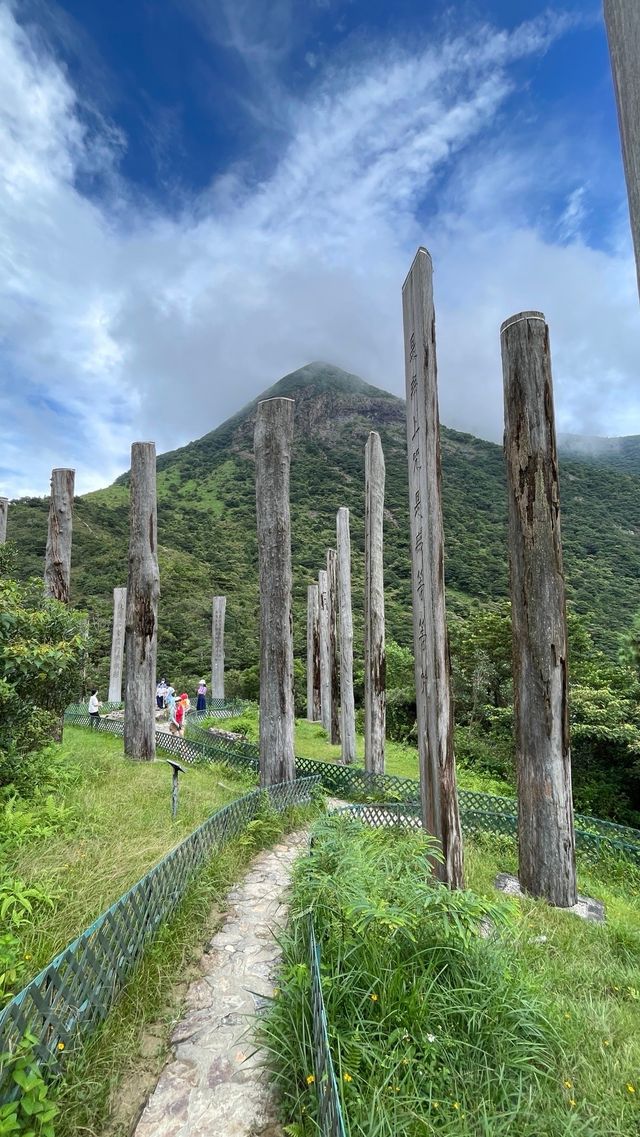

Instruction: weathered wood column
[327,548,340,745]
[212,596,226,699]
[501,311,577,907]
[402,247,464,888]
[364,432,386,774]
[306,584,321,722]
[337,507,356,764]
[254,398,295,786]
[318,568,331,734]
[124,443,160,762]
[0,498,8,544]
[604,0,640,299]
[108,586,127,702]
[44,469,75,602]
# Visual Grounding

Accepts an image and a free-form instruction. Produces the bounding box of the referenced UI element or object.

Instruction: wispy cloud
[0,1,636,498]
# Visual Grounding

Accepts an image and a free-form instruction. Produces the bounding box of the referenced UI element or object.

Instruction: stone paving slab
[133,832,309,1137]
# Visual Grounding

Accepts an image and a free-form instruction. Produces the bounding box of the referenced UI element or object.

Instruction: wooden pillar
[501,311,577,908]
[337,507,356,764]
[604,0,640,299]
[212,595,226,699]
[364,431,385,774]
[306,584,321,722]
[44,469,75,603]
[318,568,331,734]
[402,248,464,888]
[254,398,295,786]
[124,443,160,762]
[108,586,127,703]
[327,548,340,745]
[0,498,8,544]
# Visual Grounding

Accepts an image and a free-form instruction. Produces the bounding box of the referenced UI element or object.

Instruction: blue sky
[0,0,638,496]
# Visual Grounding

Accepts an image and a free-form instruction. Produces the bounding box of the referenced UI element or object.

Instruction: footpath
[133,829,308,1137]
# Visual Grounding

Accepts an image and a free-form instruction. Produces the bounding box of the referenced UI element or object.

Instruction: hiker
[88,689,102,730]
[174,693,190,737]
[196,679,207,712]
[165,686,176,724]
[156,679,167,710]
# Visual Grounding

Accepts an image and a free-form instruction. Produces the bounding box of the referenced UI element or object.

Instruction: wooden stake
[0,498,8,545]
[364,431,385,774]
[501,310,577,907]
[327,548,340,745]
[212,596,226,699]
[254,398,295,786]
[337,507,356,764]
[604,1,640,299]
[44,469,75,603]
[306,584,321,722]
[108,586,127,703]
[124,443,160,762]
[318,568,331,734]
[402,248,464,888]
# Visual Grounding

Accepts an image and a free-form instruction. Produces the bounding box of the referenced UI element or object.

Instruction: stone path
[133,829,309,1137]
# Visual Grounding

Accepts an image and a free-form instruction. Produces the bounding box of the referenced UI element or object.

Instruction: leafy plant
[0,1034,58,1136]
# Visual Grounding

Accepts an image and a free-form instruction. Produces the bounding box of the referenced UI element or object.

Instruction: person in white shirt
[88,689,102,730]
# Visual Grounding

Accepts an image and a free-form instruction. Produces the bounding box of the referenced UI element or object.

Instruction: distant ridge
[559,433,640,479]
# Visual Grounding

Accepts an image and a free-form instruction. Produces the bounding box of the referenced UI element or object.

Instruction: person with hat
[175,693,190,736]
[196,679,207,712]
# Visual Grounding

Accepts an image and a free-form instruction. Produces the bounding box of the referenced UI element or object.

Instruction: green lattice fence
[0,775,321,1103]
[309,919,348,1137]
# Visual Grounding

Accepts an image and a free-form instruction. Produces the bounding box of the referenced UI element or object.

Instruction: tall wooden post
[402,248,464,888]
[501,311,577,907]
[0,498,8,544]
[604,0,640,299]
[124,443,159,762]
[212,596,226,699]
[337,507,356,764]
[327,548,340,745]
[364,432,386,774]
[44,469,75,603]
[254,398,295,786]
[306,584,321,722]
[318,568,331,734]
[108,586,127,702]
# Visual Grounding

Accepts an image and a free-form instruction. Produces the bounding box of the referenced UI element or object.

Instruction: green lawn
[3,727,254,980]
[204,704,511,796]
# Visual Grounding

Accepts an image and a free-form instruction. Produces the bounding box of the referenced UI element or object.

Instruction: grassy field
[264,818,640,1136]
[203,704,512,796]
[3,727,255,981]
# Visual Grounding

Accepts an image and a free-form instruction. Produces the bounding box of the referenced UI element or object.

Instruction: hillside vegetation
[6,363,640,690]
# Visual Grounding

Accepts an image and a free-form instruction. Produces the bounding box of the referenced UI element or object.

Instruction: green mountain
[7,363,640,689]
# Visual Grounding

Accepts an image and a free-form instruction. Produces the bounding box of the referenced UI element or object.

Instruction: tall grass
[262,818,640,1136]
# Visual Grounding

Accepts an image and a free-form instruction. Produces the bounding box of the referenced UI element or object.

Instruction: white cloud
[0,1,637,499]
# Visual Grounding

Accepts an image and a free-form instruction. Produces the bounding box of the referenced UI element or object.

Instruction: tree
[0,577,87,796]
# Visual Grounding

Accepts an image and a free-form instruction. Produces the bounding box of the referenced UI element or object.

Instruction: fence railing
[0,773,321,1103]
[309,918,348,1137]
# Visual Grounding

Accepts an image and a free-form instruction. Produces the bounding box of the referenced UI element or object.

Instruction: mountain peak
[259,361,398,402]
